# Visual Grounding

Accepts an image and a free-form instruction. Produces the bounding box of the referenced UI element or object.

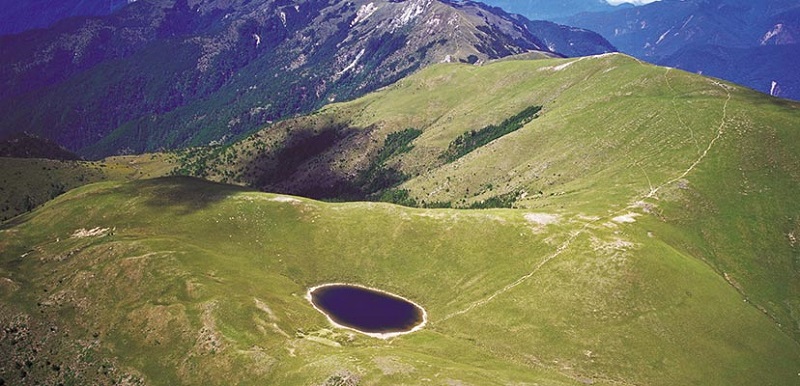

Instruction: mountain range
[481,0,800,101]
[0,0,614,158]
[563,0,800,60]
[564,0,800,100]
[478,0,630,21]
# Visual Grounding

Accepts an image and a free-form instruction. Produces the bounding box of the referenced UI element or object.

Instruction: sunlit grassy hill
[0,153,174,221]
[2,53,800,385]
[1,174,798,385]
[191,53,796,211]
[178,53,800,348]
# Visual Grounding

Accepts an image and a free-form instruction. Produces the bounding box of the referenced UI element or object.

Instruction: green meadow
[2,54,799,385]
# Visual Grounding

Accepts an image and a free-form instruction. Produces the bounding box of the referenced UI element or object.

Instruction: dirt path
[665,67,703,154]
[439,77,733,323]
[645,79,732,199]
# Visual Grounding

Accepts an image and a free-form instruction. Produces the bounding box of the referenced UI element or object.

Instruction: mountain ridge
[478,0,630,21]
[0,0,614,158]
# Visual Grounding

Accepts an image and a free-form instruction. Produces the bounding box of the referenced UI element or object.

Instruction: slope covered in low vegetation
[0,154,174,221]
[1,172,798,385]
[2,53,800,385]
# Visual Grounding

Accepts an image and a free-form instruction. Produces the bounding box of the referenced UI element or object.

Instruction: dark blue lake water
[310,284,424,334]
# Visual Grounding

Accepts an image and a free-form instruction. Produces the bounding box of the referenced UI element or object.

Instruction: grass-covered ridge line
[440,105,542,163]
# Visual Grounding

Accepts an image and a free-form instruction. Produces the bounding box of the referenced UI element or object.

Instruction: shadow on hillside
[241,125,371,201]
[116,176,252,215]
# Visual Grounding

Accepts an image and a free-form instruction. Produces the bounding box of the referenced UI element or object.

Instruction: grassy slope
[342,54,745,209]
[0,154,174,221]
[195,54,773,210]
[1,175,799,385]
[0,178,582,385]
[2,54,800,385]
[192,54,800,349]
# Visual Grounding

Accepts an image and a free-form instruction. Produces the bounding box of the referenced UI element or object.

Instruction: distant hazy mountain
[521,19,616,57]
[564,0,799,59]
[559,0,800,100]
[0,0,613,158]
[0,0,133,36]
[663,42,800,99]
[478,0,630,21]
